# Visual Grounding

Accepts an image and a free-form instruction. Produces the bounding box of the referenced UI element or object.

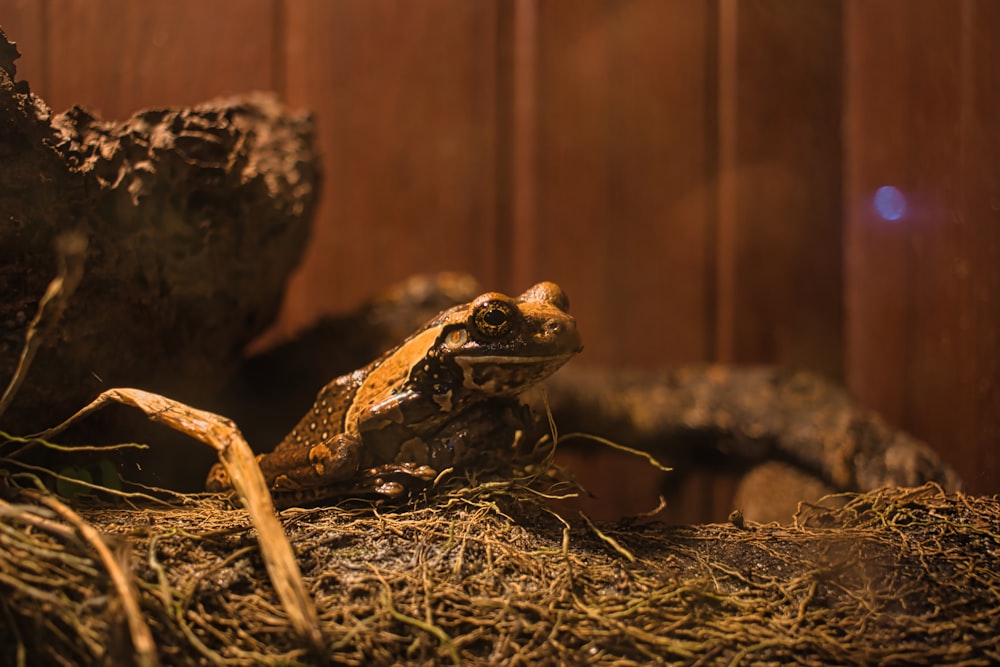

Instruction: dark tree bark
[0,28,318,433]
[545,364,961,494]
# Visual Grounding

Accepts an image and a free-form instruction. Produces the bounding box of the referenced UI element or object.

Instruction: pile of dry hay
[1,476,998,666]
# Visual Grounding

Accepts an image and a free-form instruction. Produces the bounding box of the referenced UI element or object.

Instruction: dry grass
[1,473,998,666]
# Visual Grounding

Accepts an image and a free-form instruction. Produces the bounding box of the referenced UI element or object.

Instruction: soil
[1,477,997,666]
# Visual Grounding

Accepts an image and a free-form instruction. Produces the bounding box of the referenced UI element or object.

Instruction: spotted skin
[206,282,581,507]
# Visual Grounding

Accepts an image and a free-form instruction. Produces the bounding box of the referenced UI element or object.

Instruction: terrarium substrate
[0,477,997,666]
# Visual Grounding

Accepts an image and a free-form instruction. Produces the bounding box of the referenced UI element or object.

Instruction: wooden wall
[844,0,1000,499]
[1,1,997,512]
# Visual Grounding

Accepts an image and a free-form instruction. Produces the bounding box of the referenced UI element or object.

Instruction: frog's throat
[453,352,577,394]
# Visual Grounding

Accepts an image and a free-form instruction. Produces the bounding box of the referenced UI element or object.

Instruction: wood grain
[0,0,45,89]
[843,0,912,425]
[845,0,1000,493]
[279,0,503,335]
[42,0,278,118]
[963,0,1000,494]
[716,0,843,379]
[533,0,715,366]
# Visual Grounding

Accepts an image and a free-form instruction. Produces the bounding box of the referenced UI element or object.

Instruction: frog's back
[269,368,367,455]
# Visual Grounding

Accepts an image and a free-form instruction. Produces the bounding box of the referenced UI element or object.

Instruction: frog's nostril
[544,319,562,334]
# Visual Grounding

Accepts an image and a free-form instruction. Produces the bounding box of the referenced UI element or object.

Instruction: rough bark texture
[545,364,964,522]
[0,28,317,433]
[545,365,962,491]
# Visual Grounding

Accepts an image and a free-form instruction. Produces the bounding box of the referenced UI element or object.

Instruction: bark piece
[0,28,318,432]
[545,364,962,494]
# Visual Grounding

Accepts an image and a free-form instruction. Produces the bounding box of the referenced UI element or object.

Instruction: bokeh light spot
[874,185,906,221]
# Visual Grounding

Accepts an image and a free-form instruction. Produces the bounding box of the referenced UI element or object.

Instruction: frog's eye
[472,300,516,338]
[444,328,469,350]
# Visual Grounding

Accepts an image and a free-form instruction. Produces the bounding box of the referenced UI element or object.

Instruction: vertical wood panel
[902,3,975,482]
[279,0,502,334]
[846,0,1000,494]
[532,0,714,523]
[0,0,46,90]
[964,0,1000,493]
[533,0,715,366]
[503,0,539,291]
[43,0,277,119]
[843,0,911,425]
[716,0,843,378]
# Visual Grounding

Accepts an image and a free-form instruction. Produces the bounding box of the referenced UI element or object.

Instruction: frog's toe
[205,463,231,492]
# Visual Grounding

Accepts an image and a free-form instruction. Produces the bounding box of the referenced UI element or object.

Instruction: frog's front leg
[257,433,363,494]
[347,461,439,499]
[205,433,363,495]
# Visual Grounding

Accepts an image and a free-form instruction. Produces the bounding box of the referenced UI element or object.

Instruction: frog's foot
[261,433,363,493]
[266,462,438,507]
[205,454,266,492]
[205,462,229,491]
[367,462,438,498]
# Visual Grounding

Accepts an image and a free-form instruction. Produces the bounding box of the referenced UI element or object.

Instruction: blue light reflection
[874,185,906,221]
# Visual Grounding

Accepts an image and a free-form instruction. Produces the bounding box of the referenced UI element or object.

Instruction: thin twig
[34,387,326,659]
[0,232,87,419]
[579,512,636,562]
[558,432,673,472]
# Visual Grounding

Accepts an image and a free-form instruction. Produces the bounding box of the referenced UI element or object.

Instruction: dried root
[0,475,997,665]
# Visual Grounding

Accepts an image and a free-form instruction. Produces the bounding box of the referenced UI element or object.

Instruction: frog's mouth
[454,351,579,395]
[456,352,579,365]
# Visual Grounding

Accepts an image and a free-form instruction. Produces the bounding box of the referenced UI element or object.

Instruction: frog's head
[432,281,582,397]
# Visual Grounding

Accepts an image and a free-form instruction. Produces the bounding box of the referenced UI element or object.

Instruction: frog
[206,281,581,507]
